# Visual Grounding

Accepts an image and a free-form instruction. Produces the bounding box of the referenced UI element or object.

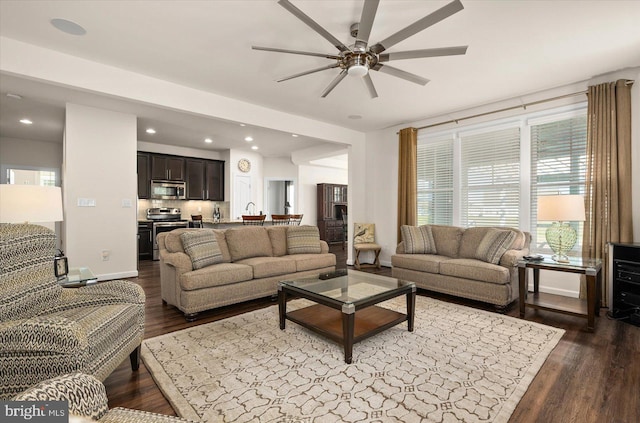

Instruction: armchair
[13,372,193,422]
[0,224,145,399]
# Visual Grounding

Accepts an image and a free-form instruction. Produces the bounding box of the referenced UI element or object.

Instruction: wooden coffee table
[278,270,416,364]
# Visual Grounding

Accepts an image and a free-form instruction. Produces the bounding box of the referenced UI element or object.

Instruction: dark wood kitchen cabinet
[205,160,224,201]
[138,222,153,260]
[151,154,184,181]
[137,152,150,199]
[185,158,225,201]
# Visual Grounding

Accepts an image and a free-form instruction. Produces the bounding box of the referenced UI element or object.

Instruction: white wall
[136,141,223,161]
[0,136,63,179]
[64,103,137,280]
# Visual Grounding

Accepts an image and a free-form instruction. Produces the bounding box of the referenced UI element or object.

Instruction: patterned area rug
[142,296,564,423]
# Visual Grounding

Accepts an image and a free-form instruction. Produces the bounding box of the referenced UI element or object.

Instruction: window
[416,136,453,225]
[530,114,587,254]
[416,103,588,253]
[460,126,521,228]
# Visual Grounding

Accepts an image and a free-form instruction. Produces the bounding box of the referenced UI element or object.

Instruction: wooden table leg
[342,311,355,364]
[407,289,416,332]
[518,265,527,318]
[278,286,286,330]
[374,249,381,269]
[354,250,361,270]
[533,268,540,293]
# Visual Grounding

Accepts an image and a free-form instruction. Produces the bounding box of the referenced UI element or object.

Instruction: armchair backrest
[0,223,61,321]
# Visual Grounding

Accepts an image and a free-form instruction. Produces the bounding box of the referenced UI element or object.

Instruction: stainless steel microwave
[150,180,186,200]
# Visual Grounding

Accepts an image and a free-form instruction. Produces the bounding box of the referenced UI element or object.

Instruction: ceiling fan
[253,0,468,98]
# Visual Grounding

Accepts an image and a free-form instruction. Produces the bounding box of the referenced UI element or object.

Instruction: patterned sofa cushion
[430,225,464,258]
[391,254,449,273]
[475,229,518,264]
[439,258,511,284]
[0,224,62,321]
[287,226,321,255]
[458,227,524,260]
[164,228,231,263]
[180,263,253,291]
[400,225,436,254]
[180,231,224,270]
[226,227,274,261]
[235,256,296,279]
[290,253,336,272]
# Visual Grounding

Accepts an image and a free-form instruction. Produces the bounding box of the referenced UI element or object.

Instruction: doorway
[265,178,295,218]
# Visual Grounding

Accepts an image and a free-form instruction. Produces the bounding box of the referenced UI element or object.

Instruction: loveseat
[0,224,145,399]
[391,225,530,309]
[158,225,336,320]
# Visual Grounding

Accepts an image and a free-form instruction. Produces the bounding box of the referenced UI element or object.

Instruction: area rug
[142,296,564,423]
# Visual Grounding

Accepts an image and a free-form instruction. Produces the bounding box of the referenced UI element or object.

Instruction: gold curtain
[397,127,417,243]
[581,79,634,306]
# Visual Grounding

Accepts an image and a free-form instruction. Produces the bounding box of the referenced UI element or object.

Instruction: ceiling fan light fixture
[348,64,368,77]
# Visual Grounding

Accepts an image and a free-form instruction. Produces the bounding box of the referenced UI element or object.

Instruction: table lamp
[0,184,63,224]
[537,194,585,263]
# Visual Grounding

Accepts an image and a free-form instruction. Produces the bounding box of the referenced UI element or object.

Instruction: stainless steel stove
[147,208,188,260]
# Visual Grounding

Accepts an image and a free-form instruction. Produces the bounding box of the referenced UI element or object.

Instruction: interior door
[234,175,252,219]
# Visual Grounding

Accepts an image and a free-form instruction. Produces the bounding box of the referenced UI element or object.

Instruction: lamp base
[551,254,570,264]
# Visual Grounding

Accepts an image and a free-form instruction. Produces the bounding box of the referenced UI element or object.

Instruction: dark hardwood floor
[105,245,640,422]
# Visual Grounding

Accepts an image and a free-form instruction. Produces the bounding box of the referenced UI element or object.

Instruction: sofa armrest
[320,240,329,254]
[0,316,87,354]
[161,250,194,272]
[499,248,530,267]
[13,373,109,420]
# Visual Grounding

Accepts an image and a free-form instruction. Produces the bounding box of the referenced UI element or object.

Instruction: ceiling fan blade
[363,73,378,98]
[354,0,380,50]
[278,0,350,53]
[379,46,468,62]
[252,46,341,60]
[277,63,340,82]
[372,63,430,85]
[321,69,348,98]
[370,0,464,54]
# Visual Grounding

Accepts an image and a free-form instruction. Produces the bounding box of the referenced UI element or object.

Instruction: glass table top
[280,270,414,305]
[518,254,602,270]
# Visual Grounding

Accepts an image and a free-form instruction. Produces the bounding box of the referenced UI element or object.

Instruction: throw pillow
[354,223,375,244]
[475,229,518,264]
[401,225,437,254]
[287,225,321,255]
[180,231,223,270]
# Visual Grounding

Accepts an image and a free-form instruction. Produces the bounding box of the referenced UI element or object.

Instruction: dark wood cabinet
[138,222,153,260]
[185,159,205,199]
[151,154,184,181]
[137,153,150,199]
[205,160,224,201]
[317,183,347,243]
[185,158,224,200]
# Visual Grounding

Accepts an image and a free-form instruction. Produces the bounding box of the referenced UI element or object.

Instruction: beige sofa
[391,225,530,309]
[158,225,336,320]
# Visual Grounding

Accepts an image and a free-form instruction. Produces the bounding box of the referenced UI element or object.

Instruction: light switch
[77,198,96,207]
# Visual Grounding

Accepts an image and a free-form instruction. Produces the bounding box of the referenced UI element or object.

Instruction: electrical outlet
[101,250,110,261]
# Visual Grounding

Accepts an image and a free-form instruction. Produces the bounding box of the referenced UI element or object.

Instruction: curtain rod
[410,79,634,132]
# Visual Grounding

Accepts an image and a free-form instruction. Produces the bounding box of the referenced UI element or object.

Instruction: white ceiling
[1,0,639,157]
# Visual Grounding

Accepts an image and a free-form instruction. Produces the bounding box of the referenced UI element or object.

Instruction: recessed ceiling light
[204,138,213,144]
[6,93,22,100]
[291,134,299,137]
[51,18,86,36]
[146,128,156,134]
[251,146,259,150]
[239,123,246,127]
[244,136,253,142]
[19,119,33,125]
[348,115,362,120]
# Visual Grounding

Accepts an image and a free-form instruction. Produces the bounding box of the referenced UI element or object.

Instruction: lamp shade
[537,195,585,222]
[0,184,63,223]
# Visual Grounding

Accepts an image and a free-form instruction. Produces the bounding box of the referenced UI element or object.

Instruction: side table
[518,256,602,332]
[58,267,98,288]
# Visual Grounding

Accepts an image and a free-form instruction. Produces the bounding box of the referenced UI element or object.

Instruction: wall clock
[238,158,251,173]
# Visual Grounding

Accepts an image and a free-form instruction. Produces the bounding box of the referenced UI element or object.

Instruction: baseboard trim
[98,270,138,281]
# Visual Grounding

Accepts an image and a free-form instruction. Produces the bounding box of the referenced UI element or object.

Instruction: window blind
[530,114,587,253]
[416,136,453,225]
[460,126,521,228]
